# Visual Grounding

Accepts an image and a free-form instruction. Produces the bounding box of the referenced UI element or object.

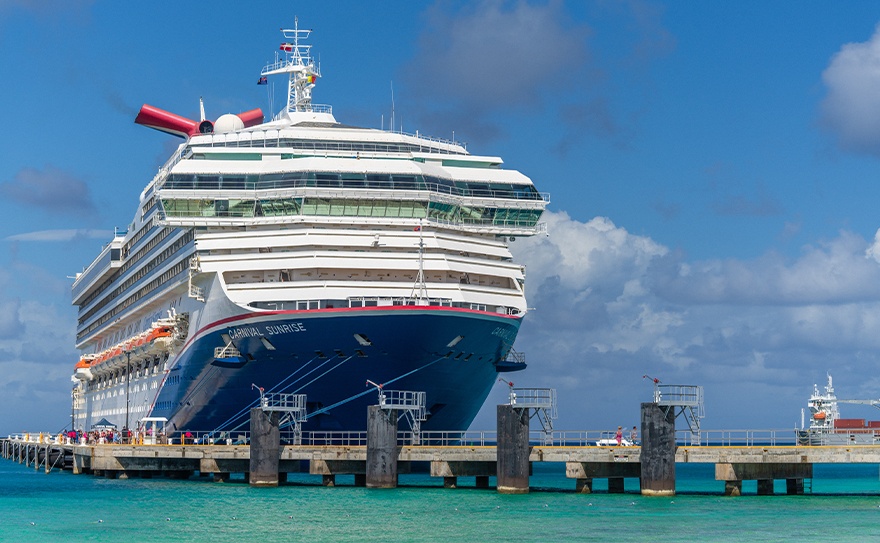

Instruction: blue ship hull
[152,306,522,434]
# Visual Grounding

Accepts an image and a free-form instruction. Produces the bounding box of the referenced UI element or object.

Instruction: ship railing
[159,178,550,203]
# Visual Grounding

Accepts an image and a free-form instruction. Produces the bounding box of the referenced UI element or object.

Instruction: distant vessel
[70,21,547,437]
[798,374,880,445]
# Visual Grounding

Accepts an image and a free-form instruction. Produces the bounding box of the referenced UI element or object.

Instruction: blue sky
[5,1,880,434]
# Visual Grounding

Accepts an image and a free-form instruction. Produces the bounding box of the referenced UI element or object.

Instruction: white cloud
[4,229,113,242]
[820,23,880,155]
[468,211,880,431]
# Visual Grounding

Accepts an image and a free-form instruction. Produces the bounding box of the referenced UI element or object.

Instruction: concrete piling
[725,480,742,496]
[575,478,593,493]
[640,402,676,497]
[496,404,530,494]
[366,405,398,488]
[608,478,625,493]
[249,407,280,487]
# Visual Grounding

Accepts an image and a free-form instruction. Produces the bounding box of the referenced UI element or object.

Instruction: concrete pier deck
[4,437,879,495]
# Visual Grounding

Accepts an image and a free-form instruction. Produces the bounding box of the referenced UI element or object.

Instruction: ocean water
[3,460,880,542]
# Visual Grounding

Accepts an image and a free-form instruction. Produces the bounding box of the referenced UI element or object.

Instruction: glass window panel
[228,199,255,217]
[329,199,345,216]
[398,201,414,218]
[315,198,331,215]
[385,200,400,217]
[357,199,372,216]
[302,198,317,215]
[371,200,386,217]
[316,173,340,187]
[221,176,246,190]
[393,176,417,190]
[413,201,427,218]
[343,200,359,216]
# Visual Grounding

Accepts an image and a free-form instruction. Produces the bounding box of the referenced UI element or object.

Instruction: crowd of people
[63,427,135,445]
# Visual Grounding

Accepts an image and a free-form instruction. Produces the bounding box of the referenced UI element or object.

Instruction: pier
[4,431,880,496]
[5,389,880,496]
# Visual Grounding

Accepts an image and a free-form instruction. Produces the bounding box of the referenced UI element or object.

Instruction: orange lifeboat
[814,412,826,420]
[74,358,90,369]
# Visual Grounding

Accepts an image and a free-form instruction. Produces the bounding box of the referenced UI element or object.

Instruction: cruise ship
[70,23,548,437]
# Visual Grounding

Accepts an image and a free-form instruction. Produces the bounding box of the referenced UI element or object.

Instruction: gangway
[502,379,557,445]
[252,385,307,445]
[645,375,704,445]
[367,380,426,445]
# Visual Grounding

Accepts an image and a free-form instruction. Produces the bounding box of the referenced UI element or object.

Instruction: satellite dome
[214,113,245,133]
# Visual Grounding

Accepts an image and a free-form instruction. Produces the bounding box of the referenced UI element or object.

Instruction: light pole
[125,350,131,438]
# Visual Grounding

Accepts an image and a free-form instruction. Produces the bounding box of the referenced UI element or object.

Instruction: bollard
[640,402,676,497]
[249,407,280,487]
[366,405,398,488]
[496,404,530,494]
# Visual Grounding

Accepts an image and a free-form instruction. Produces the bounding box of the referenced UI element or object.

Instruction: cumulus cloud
[0,298,24,339]
[0,165,97,216]
[467,211,880,431]
[4,229,113,242]
[404,0,673,146]
[407,1,589,110]
[820,23,880,156]
[0,300,78,433]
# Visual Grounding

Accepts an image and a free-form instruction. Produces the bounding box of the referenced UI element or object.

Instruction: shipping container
[834,418,866,428]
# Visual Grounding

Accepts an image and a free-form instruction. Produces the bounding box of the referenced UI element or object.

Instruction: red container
[835,418,866,428]
[867,421,880,428]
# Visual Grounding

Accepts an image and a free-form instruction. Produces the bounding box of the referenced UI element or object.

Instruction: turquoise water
[4,460,880,542]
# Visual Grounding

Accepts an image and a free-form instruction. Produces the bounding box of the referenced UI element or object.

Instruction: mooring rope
[302,355,447,421]
[213,354,338,434]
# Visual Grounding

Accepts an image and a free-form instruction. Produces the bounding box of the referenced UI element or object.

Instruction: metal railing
[511,388,557,413]
[159,179,550,203]
[656,384,703,407]
[15,428,880,447]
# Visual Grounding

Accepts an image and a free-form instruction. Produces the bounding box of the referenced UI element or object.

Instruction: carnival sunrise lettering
[227,322,306,340]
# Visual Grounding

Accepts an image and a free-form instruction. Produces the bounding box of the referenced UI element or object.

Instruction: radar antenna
[261,18,325,120]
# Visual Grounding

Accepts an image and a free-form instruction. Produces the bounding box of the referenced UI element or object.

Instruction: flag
[257,76,267,85]
[307,75,316,84]
[280,43,293,52]
[414,226,421,231]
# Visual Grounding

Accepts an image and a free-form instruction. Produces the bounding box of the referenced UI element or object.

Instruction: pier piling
[640,402,676,496]
[249,407,280,487]
[366,405,398,488]
[496,404,530,494]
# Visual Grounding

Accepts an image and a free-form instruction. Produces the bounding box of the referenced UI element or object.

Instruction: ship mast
[261,18,322,120]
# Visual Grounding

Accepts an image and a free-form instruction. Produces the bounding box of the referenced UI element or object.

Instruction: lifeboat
[814,412,826,420]
[74,356,96,380]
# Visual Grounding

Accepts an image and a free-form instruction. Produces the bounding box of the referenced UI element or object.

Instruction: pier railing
[10,428,880,447]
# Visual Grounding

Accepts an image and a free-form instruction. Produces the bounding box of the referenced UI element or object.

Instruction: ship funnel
[134,104,200,138]
[135,104,264,138]
[237,108,264,128]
